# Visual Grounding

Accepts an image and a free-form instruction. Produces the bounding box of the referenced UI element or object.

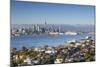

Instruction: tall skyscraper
[45,20,47,25]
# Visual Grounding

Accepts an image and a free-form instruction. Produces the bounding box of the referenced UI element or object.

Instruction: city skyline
[11,0,95,25]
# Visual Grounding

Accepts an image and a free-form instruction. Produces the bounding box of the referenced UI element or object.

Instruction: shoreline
[11,37,95,66]
[11,34,95,49]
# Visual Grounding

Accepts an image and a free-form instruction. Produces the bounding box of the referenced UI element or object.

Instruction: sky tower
[45,19,47,25]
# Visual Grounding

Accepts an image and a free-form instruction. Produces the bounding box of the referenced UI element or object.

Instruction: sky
[11,0,95,24]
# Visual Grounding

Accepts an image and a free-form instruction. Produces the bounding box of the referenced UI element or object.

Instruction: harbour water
[11,34,94,49]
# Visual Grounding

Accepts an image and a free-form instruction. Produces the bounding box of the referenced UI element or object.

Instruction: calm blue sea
[11,34,94,49]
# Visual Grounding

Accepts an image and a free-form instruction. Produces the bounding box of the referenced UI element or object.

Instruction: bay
[11,34,94,49]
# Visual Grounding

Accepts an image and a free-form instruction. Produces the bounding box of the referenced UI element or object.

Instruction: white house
[45,50,56,54]
[55,58,63,64]
[24,57,32,65]
[31,60,39,65]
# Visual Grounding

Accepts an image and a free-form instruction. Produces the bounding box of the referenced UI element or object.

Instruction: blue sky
[11,0,95,24]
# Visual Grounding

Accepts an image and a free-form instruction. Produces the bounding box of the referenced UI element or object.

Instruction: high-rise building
[33,24,40,32]
[36,24,40,32]
[45,20,47,25]
[59,27,61,32]
[33,25,36,32]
